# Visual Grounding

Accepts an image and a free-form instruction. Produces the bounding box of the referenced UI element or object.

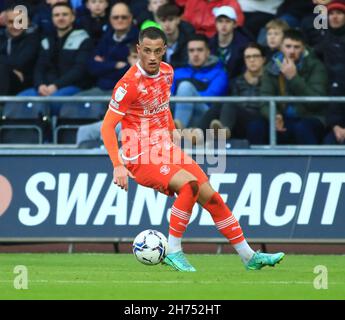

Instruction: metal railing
[1,95,345,147]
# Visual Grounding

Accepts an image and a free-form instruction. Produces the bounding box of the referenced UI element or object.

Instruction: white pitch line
[0,279,344,285]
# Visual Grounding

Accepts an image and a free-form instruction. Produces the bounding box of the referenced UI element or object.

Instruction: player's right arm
[101,110,134,191]
[101,79,137,191]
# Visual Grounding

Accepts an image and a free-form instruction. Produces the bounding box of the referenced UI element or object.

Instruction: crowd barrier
[1,95,345,146]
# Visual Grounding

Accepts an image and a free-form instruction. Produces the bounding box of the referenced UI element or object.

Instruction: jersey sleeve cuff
[108,105,126,116]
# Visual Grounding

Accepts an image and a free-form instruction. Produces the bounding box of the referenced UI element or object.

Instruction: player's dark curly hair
[139,27,167,46]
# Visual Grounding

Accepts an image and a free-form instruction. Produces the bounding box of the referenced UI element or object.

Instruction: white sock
[167,234,182,254]
[233,240,255,264]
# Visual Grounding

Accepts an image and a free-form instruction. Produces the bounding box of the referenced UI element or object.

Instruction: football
[132,229,168,265]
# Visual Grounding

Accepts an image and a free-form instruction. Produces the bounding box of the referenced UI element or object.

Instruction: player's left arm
[101,110,135,191]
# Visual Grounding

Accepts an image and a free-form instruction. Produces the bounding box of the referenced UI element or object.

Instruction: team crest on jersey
[114,86,127,102]
[160,165,170,175]
[165,75,171,85]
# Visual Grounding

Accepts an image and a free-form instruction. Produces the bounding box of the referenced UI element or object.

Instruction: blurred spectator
[76,41,139,147]
[238,0,284,40]
[87,2,138,93]
[156,3,195,68]
[76,0,110,46]
[199,43,267,143]
[136,0,168,29]
[316,0,345,144]
[175,0,244,38]
[0,14,5,30]
[0,5,40,95]
[265,19,290,60]
[70,0,84,10]
[17,3,93,115]
[80,40,137,99]
[315,0,345,94]
[107,0,149,24]
[76,108,121,147]
[276,0,314,28]
[1,0,42,20]
[323,103,345,144]
[210,6,250,80]
[1,2,10,29]
[172,34,229,129]
[301,0,331,47]
[260,29,328,145]
[32,0,70,37]
[140,19,162,31]
[77,120,103,147]
[119,0,149,22]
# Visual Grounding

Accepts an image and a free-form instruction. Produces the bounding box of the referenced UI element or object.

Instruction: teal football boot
[246,251,285,270]
[163,251,196,272]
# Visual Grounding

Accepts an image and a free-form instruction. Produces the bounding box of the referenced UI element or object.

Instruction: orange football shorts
[124,144,208,196]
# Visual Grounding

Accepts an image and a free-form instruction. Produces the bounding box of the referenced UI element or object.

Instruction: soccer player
[101,27,285,272]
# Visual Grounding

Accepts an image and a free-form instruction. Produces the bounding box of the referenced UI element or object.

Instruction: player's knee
[179,180,200,198]
[208,191,224,206]
[188,180,200,197]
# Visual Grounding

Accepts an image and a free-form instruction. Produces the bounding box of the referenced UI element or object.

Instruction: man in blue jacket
[172,34,229,129]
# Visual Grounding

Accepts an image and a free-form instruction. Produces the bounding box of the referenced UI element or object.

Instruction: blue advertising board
[0,153,344,241]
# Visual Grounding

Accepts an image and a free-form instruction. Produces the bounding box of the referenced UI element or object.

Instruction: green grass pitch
[0,253,344,300]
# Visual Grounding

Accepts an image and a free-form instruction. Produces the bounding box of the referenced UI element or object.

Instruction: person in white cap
[210,5,250,80]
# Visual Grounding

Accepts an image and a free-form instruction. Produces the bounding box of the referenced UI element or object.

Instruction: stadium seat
[206,138,250,150]
[225,138,250,149]
[0,102,50,144]
[77,139,103,149]
[54,102,106,144]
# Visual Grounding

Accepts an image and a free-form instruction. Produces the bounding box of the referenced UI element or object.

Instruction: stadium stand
[0,100,49,143]
[54,100,106,143]
[0,0,344,147]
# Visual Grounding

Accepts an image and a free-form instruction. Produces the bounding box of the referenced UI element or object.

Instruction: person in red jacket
[175,0,244,38]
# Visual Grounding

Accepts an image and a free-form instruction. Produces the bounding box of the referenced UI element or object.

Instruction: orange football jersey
[108,61,175,159]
